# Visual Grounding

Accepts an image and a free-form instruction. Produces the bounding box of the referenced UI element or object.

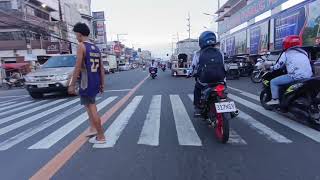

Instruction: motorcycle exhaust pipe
[231,109,240,118]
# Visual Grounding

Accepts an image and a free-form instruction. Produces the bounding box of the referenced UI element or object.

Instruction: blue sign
[274,6,306,50]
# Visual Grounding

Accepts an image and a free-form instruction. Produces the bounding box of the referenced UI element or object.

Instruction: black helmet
[199,31,217,49]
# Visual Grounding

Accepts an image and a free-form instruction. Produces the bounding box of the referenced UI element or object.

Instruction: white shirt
[272,48,313,80]
[150,62,157,68]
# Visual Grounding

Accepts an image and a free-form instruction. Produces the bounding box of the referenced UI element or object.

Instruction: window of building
[0,1,11,10]
[34,8,50,20]
[0,31,25,41]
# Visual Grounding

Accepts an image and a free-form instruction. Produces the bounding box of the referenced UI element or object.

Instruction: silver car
[25,55,77,98]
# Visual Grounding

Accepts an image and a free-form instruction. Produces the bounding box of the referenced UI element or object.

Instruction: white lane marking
[0,97,101,150]
[229,93,320,143]
[189,94,245,145]
[170,95,202,146]
[237,111,292,143]
[105,89,132,92]
[138,95,161,146]
[0,99,78,136]
[188,94,194,101]
[0,100,47,116]
[29,97,118,149]
[0,95,28,99]
[0,101,32,112]
[228,129,247,145]
[0,99,65,125]
[0,101,16,108]
[93,96,143,148]
[228,86,260,101]
[0,104,83,150]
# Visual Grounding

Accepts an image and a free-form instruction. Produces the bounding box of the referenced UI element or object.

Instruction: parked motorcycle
[260,69,320,128]
[250,56,273,83]
[197,80,239,143]
[225,58,240,80]
[149,67,157,79]
[237,57,254,77]
[3,76,25,89]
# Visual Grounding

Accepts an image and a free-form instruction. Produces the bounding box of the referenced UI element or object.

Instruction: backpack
[197,47,226,83]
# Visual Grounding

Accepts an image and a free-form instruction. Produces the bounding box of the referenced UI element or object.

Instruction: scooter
[162,66,166,72]
[251,56,274,83]
[225,59,240,80]
[260,69,320,128]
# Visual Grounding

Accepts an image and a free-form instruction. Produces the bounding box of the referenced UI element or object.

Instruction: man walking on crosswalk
[68,22,106,144]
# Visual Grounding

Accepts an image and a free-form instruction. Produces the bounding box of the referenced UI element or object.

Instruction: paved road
[0,69,320,180]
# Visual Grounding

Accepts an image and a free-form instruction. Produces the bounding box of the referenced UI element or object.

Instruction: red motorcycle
[197,81,238,143]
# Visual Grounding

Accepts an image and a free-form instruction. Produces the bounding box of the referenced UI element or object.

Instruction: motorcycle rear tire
[215,113,230,144]
[3,83,11,89]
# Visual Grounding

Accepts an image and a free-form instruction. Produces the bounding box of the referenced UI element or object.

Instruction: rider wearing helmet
[267,35,313,105]
[149,59,158,73]
[190,31,226,116]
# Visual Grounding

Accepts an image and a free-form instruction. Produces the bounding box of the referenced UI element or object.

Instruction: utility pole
[187,12,191,39]
[58,0,63,21]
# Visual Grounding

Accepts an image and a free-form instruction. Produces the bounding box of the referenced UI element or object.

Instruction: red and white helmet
[282,35,302,50]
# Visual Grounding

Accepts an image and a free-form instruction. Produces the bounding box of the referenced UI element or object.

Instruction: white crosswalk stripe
[229,93,320,143]
[229,129,247,145]
[237,111,292,143]
[29,97,118,149]
[0,99,79,136]
[0,99,65,125]
[0,92,318,151]
[0,97,101,150]
[170,95,202,146]
[0,101,16,108]
[93,96,143,148]
[0,100,47,116]
[0,101,32,112]
[138,95,161,146]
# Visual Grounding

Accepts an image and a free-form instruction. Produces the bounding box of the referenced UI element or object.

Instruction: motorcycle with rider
[188,31,238,143]
[260,35,320,128]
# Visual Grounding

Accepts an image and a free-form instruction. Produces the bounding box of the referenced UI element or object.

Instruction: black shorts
[80,96,96,105]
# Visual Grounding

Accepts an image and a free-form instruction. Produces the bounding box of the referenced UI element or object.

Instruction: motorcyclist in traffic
[189,31,226,116]
[267,35,313,105]
[149,59,158,73]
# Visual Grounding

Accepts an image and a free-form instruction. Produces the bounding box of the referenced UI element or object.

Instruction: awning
[1,63,29,70]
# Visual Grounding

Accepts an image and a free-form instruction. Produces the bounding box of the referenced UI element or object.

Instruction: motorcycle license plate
[37,84,49,88]
[215,101,237,113]
[151,71,155,73]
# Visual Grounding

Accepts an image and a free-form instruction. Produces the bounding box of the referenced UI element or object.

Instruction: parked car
[24,55,77,99]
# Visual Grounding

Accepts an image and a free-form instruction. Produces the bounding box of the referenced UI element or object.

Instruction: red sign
[114,44,121,53]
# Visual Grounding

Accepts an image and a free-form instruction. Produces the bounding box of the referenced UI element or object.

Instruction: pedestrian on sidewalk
[68,22,106,144]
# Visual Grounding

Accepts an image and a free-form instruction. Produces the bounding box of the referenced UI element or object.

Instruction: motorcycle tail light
[214,84,226,97]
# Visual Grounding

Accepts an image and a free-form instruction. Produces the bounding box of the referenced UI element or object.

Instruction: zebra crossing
[0,93,319,151]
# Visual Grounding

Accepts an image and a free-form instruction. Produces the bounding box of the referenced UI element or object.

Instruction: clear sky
[92,0,220,58]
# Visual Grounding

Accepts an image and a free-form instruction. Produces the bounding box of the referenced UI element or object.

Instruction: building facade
[217,0,320,56]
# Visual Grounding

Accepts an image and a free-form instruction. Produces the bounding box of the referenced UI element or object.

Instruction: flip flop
[89,137,106,144]
[86,132,97,137]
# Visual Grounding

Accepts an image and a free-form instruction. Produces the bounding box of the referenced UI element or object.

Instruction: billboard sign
[250,21,269,54]
[219,0,289,33]
[274,6,306,50]
[92,11,105,20]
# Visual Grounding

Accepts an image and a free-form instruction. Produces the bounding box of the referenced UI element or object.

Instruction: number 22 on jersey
[90,59,100,72]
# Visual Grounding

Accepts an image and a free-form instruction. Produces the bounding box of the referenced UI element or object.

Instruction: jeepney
[171,39,199,76]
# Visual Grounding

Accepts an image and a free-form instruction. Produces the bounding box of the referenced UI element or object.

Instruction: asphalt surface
[0,69,320,180]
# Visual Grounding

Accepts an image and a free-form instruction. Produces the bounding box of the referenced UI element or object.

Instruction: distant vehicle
[103,61,110,74]
[118,63,130,71]
[106,54,117,73]
[171,39,199,76]
[24,55,78,99]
